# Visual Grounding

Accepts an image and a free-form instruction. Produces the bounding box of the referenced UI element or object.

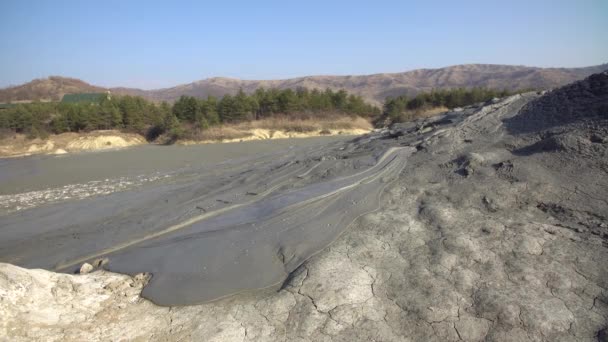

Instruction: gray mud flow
[5,73,604,307]
[0,136,349,195]
[2,73,607,340]
[0,135,412,306]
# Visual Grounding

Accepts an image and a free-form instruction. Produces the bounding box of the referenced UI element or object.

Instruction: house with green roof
[0,103,17,110]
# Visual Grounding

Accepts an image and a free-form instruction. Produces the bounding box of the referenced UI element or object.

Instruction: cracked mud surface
[1,73,607,341]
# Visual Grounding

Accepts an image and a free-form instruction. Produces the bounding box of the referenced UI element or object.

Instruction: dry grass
[391,106,449,123]
[412,106,449,119]
[233,116,373,132]
[179,116,373,143]
[195,126,253,141]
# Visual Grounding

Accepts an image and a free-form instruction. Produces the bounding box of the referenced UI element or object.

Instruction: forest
[0,86,533,140]
[0,88,379,140]
[382,87,531,123]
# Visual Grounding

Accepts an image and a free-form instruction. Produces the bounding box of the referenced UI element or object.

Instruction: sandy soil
[0,125,371,158]
[179,116,373,144]
[0,130,146,158]
[180,128,371,145]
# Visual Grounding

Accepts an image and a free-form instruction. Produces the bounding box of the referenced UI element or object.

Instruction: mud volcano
[1,73,607,341]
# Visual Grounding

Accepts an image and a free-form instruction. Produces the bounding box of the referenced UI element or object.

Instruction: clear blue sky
[1,0,606,89]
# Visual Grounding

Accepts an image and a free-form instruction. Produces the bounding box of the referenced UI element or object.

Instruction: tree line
[382,87,532,123]
[172,88,380,128]
[0,87,380,140]
[0,86,534,140]
[0,96,171,140]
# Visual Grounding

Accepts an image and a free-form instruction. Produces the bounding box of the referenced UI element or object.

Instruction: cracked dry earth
[2,73,608,341]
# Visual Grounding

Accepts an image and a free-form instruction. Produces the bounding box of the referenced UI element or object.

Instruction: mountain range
[2,63,606,106]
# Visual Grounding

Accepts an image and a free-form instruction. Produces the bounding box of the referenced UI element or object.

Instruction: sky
[0,0,606,89]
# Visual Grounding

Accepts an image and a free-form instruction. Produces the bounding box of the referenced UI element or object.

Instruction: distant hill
[2,63,607,106]
[0,76,105,103]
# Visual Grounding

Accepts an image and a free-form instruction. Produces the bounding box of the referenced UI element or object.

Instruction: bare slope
[0,130,146,158]
[0,76,105,103]
[2,64,606,105]
[115,63,608,105]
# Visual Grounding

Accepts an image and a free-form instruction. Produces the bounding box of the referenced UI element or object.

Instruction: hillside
[2,63,606,106]
[122,64,608,106]
[0,76,106,103]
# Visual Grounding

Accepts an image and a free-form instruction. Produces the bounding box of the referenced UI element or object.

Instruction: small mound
[0,131,147,157]
[65,135,145,151]
[512,130,608,162]
[505,71,608,134]
[26,141,55,153]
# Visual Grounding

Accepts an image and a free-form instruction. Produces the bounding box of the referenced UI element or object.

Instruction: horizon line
[2,61,607,91]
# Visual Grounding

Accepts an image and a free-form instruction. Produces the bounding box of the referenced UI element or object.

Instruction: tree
[310,88,332,112]
[332,89,348,111]
[253,88,267,119]
[278,89,298,113]
[172,96,199,122]
[12,105,34,133]
[346,94,368,115]
[99,98,123,129]
[220,89,255,122]
[119,96,146,132]
[218,94,235,122]
[383,97,406,121]
[199,96,220,126]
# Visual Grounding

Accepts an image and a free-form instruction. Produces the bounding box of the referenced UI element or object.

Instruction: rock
[590,133,607,144]
[455,316,491,341]
[79,262,94,274]
[92,258,109,268]
[598,327,608,342]
[419,126,434,134]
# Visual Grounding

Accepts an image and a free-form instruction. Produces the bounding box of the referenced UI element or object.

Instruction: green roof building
[0,103,16,110]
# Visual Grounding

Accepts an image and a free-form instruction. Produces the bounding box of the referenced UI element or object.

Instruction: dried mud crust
[1,73,608,341]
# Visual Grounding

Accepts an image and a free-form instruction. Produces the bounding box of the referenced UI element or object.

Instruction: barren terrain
[1,73,607,341]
